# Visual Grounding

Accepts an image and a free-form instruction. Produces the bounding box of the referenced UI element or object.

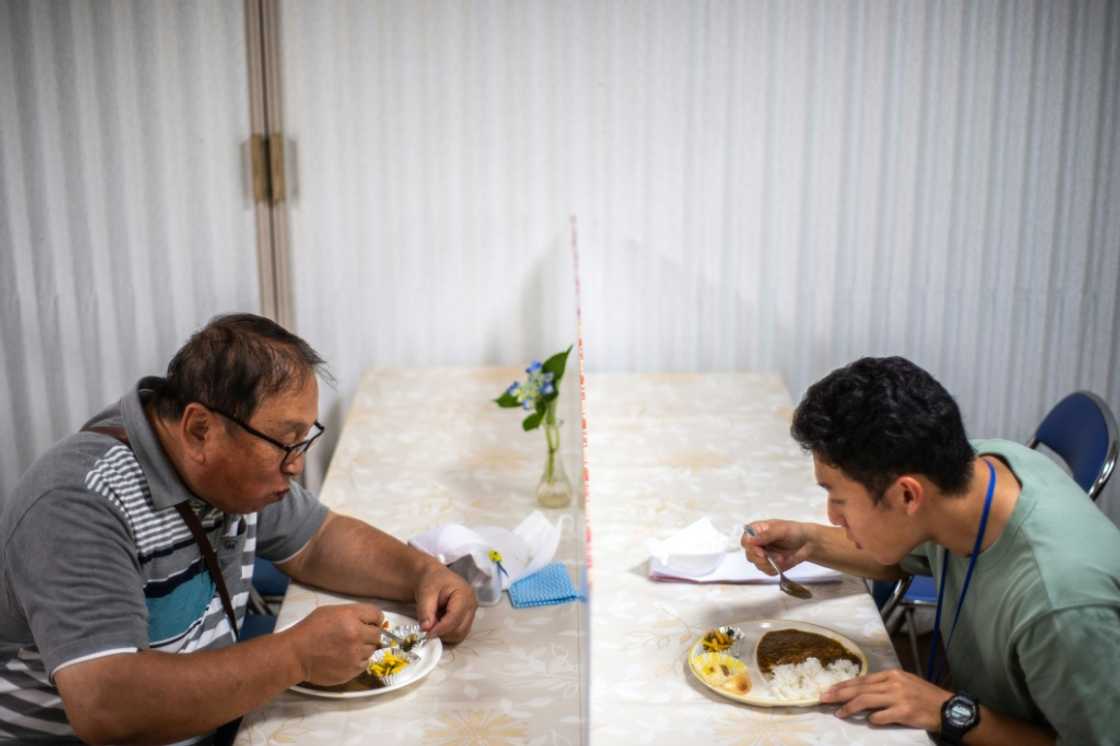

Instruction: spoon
[743,525,813,599]
[377,624,427,651]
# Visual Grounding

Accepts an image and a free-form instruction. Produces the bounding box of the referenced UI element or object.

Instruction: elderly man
[0,314,476,745]
[743,357,1120,746]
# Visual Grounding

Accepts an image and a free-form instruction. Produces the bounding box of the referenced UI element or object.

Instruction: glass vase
[536,413,573,509]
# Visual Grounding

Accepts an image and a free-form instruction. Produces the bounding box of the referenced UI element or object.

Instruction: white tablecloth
[586,372,928,745]
[235,367,587,746]
[236,368,928,745]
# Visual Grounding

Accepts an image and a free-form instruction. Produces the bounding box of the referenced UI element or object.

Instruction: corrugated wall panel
[279,0,587,492]
[5,2,1114,513]
[0,0,259,499]
[279,0,1119,511]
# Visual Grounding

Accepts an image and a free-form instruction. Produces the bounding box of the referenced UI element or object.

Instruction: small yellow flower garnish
[369,651,410,678]
[701,629,733,652]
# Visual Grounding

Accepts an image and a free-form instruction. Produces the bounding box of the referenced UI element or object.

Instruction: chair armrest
[878,575,913,620]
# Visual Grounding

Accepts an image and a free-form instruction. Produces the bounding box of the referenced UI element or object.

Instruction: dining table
[585,372,929,745]
[236,368,929,745]
[234,366,589,746]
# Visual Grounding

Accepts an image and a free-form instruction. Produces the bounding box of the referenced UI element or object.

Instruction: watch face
[948,702,973,722]
[945,696,977,727]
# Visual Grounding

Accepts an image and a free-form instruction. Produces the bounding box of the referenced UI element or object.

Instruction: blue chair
[878,575,938,673]
[252,557,291,601]
[242,558,291,638]
[1027,390,1118,500]
[879,390,1118,674]
[240,611,278,639]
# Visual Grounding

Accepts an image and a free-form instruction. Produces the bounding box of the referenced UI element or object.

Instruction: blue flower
[495,350,568,424]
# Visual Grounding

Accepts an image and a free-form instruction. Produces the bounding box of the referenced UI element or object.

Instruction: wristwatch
[939,691,981,744]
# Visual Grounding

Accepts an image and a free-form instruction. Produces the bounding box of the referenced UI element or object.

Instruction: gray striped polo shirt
[0,378,327,743]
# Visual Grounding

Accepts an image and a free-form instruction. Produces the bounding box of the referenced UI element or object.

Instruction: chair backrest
[1028,390,1118,500]
[252,557,291,598]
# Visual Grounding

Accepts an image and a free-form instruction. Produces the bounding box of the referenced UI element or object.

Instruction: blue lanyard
[926,459,996,683]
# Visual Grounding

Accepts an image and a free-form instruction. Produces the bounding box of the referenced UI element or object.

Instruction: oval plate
[687,618,867,707]
[283,610,443,699]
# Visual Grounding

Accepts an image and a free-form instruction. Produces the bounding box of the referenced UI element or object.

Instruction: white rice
[765,657,860,700]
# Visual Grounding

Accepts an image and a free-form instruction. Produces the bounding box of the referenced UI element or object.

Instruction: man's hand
[415,564,477,643]
[283,513,478,643]
[821,669,951,731]
[283,603,384,685]
[741,519,814,574]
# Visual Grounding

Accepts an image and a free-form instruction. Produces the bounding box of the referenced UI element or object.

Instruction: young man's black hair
[790,356,974,502]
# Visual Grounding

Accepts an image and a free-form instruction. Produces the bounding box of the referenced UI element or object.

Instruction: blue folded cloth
[509,562,583,608]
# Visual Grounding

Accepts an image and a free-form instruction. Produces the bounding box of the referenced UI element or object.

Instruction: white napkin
[646,517,842,585]
[409,511,568,590]
[645,517,731,576]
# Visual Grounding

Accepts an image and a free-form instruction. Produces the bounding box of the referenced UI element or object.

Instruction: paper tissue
[647,517,841,585]
[410,511,569,605]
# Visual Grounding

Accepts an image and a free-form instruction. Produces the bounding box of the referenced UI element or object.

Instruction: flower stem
[543,399,559,482]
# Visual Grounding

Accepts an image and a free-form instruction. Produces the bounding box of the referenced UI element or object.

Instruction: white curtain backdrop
[278,0,1120,513]
[2,1,1117,516]
[0,0,259,499]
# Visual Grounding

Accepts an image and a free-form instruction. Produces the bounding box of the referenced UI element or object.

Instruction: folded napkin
[646,517,732,576]
[649,551,842,584]
[410,511,569,590]
[509,563,582,608]
[646,517,842,585]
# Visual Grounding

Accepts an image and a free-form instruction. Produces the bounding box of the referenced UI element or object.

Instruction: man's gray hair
[154,313,330,421]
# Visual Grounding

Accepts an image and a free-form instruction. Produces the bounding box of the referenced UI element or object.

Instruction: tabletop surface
[585,372,927,745]
[235,367,588,746]
[236,369,927,745]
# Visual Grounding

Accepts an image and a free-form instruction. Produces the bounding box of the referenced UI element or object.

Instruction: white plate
[687,618,867,707]
[282,610,443,699]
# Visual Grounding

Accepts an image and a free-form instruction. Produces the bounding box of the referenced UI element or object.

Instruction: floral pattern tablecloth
[236,369,928,746]
[585,372,928,745]
[235,367,588,746]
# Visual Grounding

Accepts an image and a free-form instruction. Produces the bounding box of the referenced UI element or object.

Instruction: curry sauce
[756,629,860,675]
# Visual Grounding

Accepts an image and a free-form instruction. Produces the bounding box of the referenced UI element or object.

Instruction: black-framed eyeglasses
[202,403,325,469]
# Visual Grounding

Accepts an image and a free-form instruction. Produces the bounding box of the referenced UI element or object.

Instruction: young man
[742,357,1120,745]
[0,314,476,744]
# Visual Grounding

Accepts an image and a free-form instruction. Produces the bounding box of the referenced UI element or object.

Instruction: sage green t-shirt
[900,439,1120,744]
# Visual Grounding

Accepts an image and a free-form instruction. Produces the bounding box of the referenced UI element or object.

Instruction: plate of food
[285,610,443,699]
[688,618,867,707]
